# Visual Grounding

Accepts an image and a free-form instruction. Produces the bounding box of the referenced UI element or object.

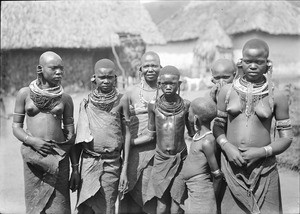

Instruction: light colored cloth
[75,98,123,213]
[221,153,282,214]
[21,142,71,214]
[185,174,216,214]
[146,146,187,204]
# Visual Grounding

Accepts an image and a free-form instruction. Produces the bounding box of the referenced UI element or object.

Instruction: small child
[182,97,223,214]
[210,59,236,103]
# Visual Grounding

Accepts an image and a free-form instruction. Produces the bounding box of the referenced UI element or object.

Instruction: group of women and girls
[12,38,293,214]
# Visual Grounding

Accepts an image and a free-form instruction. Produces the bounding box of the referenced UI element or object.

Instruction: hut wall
[147,39,197,76]
[1,48,114,93]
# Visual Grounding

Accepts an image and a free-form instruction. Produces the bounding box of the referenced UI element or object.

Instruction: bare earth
[0,91,299,214]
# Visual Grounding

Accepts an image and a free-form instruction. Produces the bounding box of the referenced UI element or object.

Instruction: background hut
[147,0,300,79]
[1,1,165,93]
[192,19,233,77]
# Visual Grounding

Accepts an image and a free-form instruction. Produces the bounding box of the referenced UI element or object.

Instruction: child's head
[211,59,236,86]
[189,97,217,129]
[92,59,117,93]
[158,65,181,96]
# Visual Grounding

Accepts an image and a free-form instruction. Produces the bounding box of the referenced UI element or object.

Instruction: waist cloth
[145,146,187,204]
[76,149,121,212]
[21,138,73,214]
[221,153,279,214]
[185,174,216,214]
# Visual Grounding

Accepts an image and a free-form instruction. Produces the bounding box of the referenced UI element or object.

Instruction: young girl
[182,97,223,214]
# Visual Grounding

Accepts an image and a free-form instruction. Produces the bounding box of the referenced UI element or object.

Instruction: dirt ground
[0,91,299,214]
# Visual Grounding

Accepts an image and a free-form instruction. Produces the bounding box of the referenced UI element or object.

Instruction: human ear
[90,74,96,83]
[37,65,43,74]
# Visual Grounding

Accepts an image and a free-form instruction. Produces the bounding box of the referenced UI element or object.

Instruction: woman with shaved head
[12,51,75,213]
[213,39,293,214]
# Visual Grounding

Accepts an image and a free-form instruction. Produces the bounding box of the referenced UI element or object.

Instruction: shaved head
[160,65,180,78]
[94,59,117,76]
[211,59,236,76]
[242,39,269,58]
[141,51,160,64]
[190,97,217,123]
[39,51,62,66]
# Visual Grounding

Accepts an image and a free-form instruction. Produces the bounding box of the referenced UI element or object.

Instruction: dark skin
[133,73,194,214]
[187,99,222,196]
[12,51,74,156]
[69,67,131,193]
[214,39,292,168]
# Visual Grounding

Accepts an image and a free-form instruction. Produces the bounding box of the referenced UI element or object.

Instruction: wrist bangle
[219,138,228,148]
[72,163,79,167]
[211,169,223,178]
[263,145,272,158]
[24,135,29,144]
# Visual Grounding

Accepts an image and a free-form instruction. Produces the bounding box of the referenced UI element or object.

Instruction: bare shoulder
[202,135,216,152]
[273,87,288,103]
[62,92,74,104]
[183,98,191,108]
[16,87,30,99]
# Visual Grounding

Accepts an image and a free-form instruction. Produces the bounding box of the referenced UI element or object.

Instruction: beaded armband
[12,122,24,128]
[214,110,228,128]
[124,119,131,127]
[276,119,292,130]
[211,169,223,179]
[276,119,293,139]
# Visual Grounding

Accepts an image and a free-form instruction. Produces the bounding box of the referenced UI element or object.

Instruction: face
[211,66,235,87]
[141,54,160,82]
[242,48,268,83]
[41,56,64,87]
[159,74,180,96]
[94,68,116,93]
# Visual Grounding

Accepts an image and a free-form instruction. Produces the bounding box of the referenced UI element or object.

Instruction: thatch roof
[159,0,300,42]
[1,1,165,50]
[194,19,232,58]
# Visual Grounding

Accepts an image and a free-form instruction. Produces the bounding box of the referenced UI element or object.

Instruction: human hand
[238,147,265,166]
[69,170,81,192]
[30,137,54,156]
[118,171,128,193]
[223,143,246,167]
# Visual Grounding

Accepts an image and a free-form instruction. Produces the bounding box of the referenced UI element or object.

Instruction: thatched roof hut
[1,1,165,49]
[1,1,165,92]
[193,19,233,75]
[159,0,300,42]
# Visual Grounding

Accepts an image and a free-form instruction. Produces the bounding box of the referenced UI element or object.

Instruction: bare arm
[213,85,246,166]
[185,101,195,138]
[131,101,156,146]
[62,93,75,143]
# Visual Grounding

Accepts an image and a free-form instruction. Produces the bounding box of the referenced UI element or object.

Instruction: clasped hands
[223,143,264,167]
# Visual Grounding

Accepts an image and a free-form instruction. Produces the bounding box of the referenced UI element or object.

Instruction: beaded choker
[89,88,119,112]
[29,80,63,111]
[156,94,184,116]
[233,76,269,118]
[193,131,212,141]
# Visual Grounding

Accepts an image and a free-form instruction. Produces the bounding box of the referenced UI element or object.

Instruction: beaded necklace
[139,79,157,106]
[233,76,269,118]
[29,80,63,112]
[156,94,184,116]
[89,88,119,112]
[193,130,212,141]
